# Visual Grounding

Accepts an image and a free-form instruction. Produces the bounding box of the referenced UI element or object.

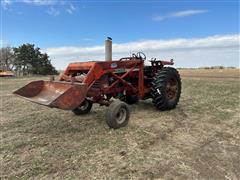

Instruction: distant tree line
[177,66,236,70]
[0,44,58,76]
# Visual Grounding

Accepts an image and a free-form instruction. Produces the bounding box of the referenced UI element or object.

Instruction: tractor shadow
[131,99,156,111]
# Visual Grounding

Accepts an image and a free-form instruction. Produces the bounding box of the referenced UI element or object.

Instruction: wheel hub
[116,108,127,124]
[166,78,178,101]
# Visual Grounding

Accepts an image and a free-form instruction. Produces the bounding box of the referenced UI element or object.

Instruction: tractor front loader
[14,38,181,129]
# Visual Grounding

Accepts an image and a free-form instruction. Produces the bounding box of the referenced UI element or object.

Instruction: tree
[13,44,58,75]
[38,53,58,75]
[0,47,15,71]
[13,44,36,75]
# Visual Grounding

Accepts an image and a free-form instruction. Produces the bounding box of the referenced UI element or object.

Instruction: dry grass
[179,68,239,79]
[1,70,240,179]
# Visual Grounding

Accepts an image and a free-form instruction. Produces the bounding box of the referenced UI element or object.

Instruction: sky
[1,0,239,69]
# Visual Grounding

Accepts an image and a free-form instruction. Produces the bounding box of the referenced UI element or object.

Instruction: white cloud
[172,9,208,17]
[2,1,72,16]
[44,34,240,69]
[66,4,77,14]
[0,39,11,47]
[1,0,12,9]
[47,7,60,16]
[22,0,56,5]
[152,9,208,21]
[1,0,11,5]
[2,0,62,6]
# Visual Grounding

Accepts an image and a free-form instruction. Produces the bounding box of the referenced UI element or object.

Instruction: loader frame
[13,54,180,129]
[59,57,173,106]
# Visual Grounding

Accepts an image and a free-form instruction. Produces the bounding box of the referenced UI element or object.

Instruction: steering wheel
[136,52,146,60]
[120,52,146,61]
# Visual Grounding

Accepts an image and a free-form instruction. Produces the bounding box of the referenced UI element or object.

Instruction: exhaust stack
[105,37,112,61]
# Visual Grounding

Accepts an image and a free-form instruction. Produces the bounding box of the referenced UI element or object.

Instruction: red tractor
[14,38,181,129]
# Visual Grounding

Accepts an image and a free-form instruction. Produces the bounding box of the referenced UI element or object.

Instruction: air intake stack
[105,37,112,61]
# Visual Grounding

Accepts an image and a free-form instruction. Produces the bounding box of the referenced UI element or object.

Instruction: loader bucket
[13,80,88,110]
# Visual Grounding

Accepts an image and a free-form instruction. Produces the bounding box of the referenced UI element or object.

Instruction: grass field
[1,69,240,179]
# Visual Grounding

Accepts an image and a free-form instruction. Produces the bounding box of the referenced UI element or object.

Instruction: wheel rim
[80,100,89,110]
[116,108,127,124]
[166,77,178,101]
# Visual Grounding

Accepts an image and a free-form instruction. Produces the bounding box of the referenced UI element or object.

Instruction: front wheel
[72,99,93,115]
[106,101,130,129]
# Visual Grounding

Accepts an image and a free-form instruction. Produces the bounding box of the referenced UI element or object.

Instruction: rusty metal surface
[14,81,87,110]
[14,57,175,110]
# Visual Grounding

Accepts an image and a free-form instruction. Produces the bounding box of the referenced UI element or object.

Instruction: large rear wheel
[151,67,181,110]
